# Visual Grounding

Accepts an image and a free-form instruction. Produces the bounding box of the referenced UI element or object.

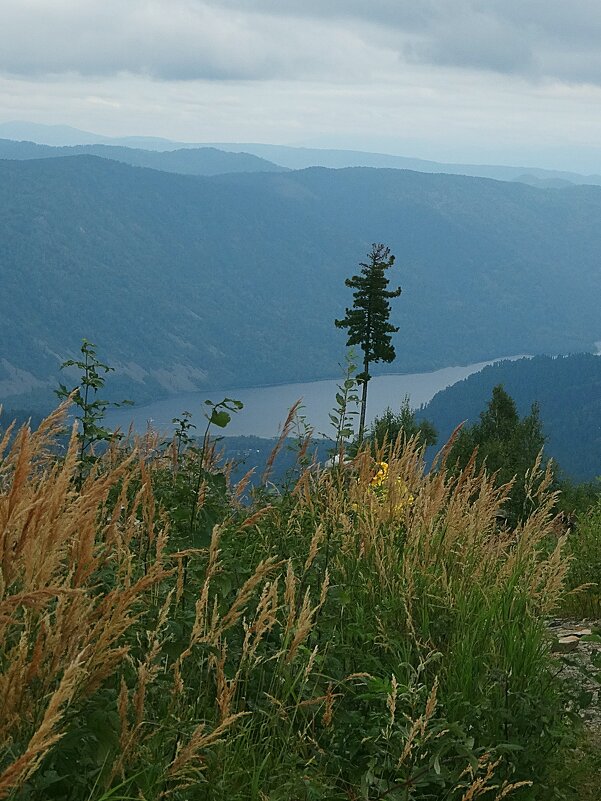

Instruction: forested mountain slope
[2,156,601,408]
[420,354,601,481]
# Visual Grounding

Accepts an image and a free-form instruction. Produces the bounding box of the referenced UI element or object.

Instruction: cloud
[405,11,535,75]
[0,0,378,82]
[204,0,601,85]
[212,0,601,44]
[0,1,272,80]
[2,0,601,88]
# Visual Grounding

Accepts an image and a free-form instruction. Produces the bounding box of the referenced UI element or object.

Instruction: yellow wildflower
[370,461,389,487]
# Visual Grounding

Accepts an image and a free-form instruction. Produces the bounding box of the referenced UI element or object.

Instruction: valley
[2,154,601,412]
[3,118,601,800]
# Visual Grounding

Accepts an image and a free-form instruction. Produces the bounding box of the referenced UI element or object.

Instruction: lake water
[105,355,528,438]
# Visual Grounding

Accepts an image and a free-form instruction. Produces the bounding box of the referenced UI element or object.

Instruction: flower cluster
[370,460,390,488]
[369,461,415,517]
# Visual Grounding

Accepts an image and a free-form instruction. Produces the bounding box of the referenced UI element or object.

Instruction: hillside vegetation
[2,400,594,801]
[3,157,601,408]
[421,354,601,481]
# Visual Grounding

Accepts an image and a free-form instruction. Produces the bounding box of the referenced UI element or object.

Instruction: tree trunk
[358,353,370,444]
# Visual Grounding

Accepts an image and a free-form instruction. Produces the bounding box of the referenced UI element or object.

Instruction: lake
[105,355,528,439]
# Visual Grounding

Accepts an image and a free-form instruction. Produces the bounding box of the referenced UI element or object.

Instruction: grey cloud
[481,1,601,45]
[212,0,601,40]
[0,1,352,82]
[405,12,536,75]
[203,0,450,29]
[540,50,601,87]
[208,0,601,84]
[2,0,601,86]
[389,1,601,85]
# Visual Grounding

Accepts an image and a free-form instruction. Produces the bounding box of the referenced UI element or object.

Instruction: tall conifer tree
[447,384,548,525]
[335,243,401,442]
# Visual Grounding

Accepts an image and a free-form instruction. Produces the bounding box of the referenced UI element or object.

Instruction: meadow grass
[0,406,582,800]
[559,498,601,618]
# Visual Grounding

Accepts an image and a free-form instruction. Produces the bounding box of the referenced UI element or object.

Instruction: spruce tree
[368,398,437,457]
[335,243,401,442]
[447,384,548,524]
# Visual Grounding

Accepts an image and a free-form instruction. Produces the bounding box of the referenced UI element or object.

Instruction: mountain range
[2,153,601,410]
[0,138,285,177]
[1,120,600,187]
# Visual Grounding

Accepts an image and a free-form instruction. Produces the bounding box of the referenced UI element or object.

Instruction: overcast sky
[1,0,601,171]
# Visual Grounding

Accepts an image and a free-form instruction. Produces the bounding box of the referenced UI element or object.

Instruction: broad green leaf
[210,410,231,428]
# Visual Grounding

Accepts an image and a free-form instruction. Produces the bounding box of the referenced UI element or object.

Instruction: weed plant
[55,339,132,486]
[561,498,601,618]
[0,406,574,800]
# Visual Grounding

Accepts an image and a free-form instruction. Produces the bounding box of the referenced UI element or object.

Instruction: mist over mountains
[2,149,601,411]
[2,120,600,187]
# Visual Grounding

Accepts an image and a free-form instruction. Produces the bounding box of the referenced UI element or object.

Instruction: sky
[1,0,601,171]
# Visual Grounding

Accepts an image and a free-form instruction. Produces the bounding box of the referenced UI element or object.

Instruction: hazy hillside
[2,156,601,409]
[2,121,600,187]
[420,354,601,480]
[207,142,601,187]
[0,139,285,176]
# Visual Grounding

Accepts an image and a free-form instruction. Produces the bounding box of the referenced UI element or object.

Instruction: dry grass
[0,408,279,797]
[0,407,572,800]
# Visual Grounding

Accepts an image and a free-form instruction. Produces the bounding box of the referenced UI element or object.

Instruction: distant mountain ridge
[204,143,601,188]
[0,138,285,176]
[2,156,601,410]
[2,120,600,187]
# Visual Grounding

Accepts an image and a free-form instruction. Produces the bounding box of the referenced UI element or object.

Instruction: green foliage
[446,385,549,525]
[325,349,360,457]
[335,243,402,441]
[546,727,601,801]
[554,477,600,518]
[562,498,601,617]
[421,354,601,482]
[189,397,243,531]
[172,410,196,457]
[55,339,131,482]
[366,397,437,457]
[154,397,244,554]
[2,407,580,801]
[335,244,401,380]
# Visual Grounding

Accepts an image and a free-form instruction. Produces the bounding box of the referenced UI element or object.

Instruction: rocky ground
[548,619,601,731]
[543,618,601,798]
